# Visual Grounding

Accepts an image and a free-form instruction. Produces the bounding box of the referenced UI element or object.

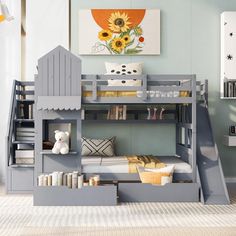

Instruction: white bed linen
[82,156,192,173]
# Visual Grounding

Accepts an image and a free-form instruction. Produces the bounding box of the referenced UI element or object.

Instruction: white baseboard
[225,177,236,183]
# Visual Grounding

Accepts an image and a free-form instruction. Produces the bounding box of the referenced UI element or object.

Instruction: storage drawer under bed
[34,185,117,206]
[118,182,199,202]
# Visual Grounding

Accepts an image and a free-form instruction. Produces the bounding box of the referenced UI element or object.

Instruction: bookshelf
[221,12,236,99]
[82,105,177,122]
[6,80,35,193]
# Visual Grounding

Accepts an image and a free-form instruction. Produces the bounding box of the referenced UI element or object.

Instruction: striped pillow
[81,137,115,157]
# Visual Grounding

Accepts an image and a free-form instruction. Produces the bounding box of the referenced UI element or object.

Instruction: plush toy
[52,130,69,154]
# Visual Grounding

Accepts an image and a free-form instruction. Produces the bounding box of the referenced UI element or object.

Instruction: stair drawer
[10,168,34,192]
[118,182,199,202]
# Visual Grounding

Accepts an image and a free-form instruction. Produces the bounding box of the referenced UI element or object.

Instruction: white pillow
[105,62,143,86]
[144,165,175,174]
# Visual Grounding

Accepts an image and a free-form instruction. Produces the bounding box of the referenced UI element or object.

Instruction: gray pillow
[81,137,115,157]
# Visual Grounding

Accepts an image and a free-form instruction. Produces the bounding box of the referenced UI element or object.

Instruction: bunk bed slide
[196,103,230,205]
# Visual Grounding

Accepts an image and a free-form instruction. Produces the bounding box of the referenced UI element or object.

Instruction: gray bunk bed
[30,46,229,206]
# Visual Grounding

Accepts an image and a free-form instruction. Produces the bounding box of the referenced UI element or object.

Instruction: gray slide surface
[196,103,230,204]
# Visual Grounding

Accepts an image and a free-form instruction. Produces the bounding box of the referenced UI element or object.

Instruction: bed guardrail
[81,74,197,104]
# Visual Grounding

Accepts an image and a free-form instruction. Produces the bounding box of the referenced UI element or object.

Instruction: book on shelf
[15,149,34,164]
[107,106,117,120]
[58,172,63,186]
[122,105,127,120]
[17,103,34,119]
[16,136,34,141]
[25,94,34,100]
[17,143,34,149]
[15,150,34,158]
[16,131,35,137]
[16,128,34,141]
[37,171,85,188]
[224,80,236,97]
[16,127,34,132]
[107,105,127,120]
[115,106,119,120]
[28,104,34,119]
[15,158,34,164]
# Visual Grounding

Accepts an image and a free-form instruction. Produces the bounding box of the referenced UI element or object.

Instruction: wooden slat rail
[81,74,195,103]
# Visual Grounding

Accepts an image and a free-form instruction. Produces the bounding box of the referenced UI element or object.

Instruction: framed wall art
[78,9,160,55]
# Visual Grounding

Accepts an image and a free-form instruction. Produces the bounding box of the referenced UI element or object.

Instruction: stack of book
[224,81,236,97]
[15,149,34,164]
[16,127,34,141]
[37,171,86,189]
[107,105,127,120]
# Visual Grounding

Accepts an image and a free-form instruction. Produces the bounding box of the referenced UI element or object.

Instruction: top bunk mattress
[82,91,190,98]
[82,156,192,174]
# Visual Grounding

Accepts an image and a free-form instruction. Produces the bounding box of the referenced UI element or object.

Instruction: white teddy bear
[52,130,69,154]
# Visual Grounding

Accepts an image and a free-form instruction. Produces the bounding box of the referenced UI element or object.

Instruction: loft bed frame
[33,46,208,206]
[81,74,200,182]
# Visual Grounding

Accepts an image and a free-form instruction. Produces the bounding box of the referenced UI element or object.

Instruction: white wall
[0,0,21,183]
[25,0,69,81]
[0,0,69,184]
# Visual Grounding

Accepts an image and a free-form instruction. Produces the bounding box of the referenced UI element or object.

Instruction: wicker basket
[137,166,173,185]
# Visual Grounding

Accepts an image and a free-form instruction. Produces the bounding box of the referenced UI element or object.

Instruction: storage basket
[137,166,174,185]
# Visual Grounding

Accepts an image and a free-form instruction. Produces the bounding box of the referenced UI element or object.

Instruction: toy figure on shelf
[147,107,151,120]
[159,107,165,120]
[52,130,69,154]
[152,107,158,120]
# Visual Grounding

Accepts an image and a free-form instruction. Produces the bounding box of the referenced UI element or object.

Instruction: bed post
[191,75,197,182]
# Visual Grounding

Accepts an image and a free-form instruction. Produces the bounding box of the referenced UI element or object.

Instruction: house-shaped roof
[35,46,81,110]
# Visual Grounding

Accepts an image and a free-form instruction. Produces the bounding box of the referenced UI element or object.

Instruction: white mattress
[82,156,192,174]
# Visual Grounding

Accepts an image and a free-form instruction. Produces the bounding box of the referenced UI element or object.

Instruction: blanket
[126,155,166,173]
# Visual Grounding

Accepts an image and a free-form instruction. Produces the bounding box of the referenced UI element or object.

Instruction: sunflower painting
[78,9,160,55]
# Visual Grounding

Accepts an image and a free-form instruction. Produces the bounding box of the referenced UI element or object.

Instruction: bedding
[82,91,137,97]
[126,155,166,173]
[105,62,143,76]
[82,90,189,98]
[105,62,143,87]
[82,155,192,174]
